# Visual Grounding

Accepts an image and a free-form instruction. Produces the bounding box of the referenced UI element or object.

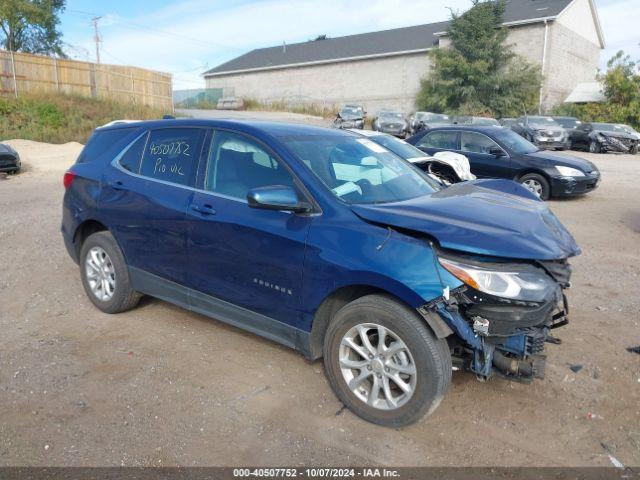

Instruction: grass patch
[242,98,335,118]
[0,94,170,144]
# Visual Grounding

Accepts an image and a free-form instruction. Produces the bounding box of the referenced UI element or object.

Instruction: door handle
[109,180,125,190]
[191,203,216,215]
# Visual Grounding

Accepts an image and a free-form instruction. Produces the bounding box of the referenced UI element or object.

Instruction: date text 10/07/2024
[232,468,401,478]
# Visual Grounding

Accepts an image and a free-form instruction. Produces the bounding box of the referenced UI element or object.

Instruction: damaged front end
[419,250,572,383]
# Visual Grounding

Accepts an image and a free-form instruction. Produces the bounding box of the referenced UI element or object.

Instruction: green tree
[416,0,540,118]
[553,50,640,129]
[0,0,65,56]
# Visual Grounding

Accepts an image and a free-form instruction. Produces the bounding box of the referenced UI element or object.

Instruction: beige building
[204,0,604,114]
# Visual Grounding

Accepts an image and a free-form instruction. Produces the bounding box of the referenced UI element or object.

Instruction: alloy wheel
[85,246,116,301]
[339,323,417,410]
[522,179,543,198]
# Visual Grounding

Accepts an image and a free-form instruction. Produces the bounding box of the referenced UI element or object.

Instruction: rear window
[118,133,148,173]
[76,127,138,164]
[418,131,458,149]
[139,128,205,186]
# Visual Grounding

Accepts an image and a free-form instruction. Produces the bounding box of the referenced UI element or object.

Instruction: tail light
[63,171,76,189]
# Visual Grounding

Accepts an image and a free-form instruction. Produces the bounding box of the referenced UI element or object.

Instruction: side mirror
[247,186,311,213]
[489,146,505,157]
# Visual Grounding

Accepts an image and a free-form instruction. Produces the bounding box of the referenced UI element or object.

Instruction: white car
[347,129,475,185]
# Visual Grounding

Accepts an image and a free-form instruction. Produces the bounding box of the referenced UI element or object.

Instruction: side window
[206,131,295,200]
[118,133,148,173]
[460,132,499,155]
[139,128,205,186]
[418,131,458,149]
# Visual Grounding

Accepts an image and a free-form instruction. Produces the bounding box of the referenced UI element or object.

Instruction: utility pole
[92,16,102,64]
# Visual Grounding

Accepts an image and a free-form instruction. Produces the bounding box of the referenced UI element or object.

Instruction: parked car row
[332,105,640,155]
[334,111,602,201]
[504,116,639,154]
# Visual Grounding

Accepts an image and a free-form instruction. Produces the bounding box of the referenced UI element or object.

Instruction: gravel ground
[0,133,639,467]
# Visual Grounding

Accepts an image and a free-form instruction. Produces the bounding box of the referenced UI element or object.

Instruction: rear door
[414,130,459,156]
[102,127,206,286]
[459,131,512,178]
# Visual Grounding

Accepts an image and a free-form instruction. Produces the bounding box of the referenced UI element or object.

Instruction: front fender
[301,217,463,330]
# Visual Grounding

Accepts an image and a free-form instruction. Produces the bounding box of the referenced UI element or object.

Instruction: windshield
[492,128,538,154]
[593,123,627,133]
[418,112,450,123]
[340,106,363,119]
[553,117,581,129]
[472,117,499,125]
[369,134,426,160]
[528,116,561,127]
[380,112,404,120]
[283,135,438,204]
[618,124,637,134]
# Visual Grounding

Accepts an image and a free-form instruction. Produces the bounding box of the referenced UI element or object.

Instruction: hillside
[0,94,170,144]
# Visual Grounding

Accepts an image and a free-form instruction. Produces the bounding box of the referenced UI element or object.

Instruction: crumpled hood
[351,179,581,261]
[597,130,636,141]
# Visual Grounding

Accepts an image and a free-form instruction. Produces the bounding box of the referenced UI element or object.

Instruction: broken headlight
[438,257,557,302]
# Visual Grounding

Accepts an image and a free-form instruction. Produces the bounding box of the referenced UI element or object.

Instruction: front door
[459,131,513,179]
[186,129,313,328]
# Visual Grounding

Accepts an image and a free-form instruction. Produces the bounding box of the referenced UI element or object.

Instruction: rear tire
[323,294,451,427]
[80,231,141,314]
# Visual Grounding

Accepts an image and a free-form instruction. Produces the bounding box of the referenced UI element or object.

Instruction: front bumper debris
[420,259,572,383]
[600,135,637,153]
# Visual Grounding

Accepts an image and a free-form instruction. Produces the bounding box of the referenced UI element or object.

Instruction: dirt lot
[0,134,639,467]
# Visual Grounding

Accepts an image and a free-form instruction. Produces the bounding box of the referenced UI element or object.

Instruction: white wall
[556,0,601,47]
[206,52,432,114]
[543,21,601,110]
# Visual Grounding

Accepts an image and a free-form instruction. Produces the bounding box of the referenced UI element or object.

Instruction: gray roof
[204,0,572,77]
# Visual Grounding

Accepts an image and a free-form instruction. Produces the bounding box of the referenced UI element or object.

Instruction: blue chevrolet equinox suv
[62,119,580,426]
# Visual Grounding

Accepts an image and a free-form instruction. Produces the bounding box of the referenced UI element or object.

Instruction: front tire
[323,295,451,427]
[589,140,602,153]
[520,173,550,200]
[80,231,141,314]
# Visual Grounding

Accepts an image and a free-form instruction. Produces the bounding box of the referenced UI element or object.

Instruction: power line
[66,8,244,51]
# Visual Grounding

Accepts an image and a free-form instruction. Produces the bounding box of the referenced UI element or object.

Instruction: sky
[59,0,639,90]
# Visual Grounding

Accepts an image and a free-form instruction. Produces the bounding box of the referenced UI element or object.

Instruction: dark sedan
[0,143,21,173]
[372,110,408,137]
[407,126,600,200]
[332,104,365,130]
[511,116,569,150]
[569,122,638,154]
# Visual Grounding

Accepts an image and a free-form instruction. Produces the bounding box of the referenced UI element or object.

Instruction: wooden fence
[0,50,173,110]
